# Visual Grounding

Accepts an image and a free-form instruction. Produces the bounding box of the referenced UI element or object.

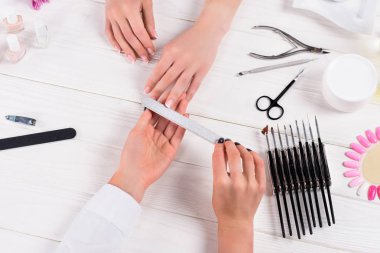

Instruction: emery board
[142,96,222,144]
[0,128,77,151]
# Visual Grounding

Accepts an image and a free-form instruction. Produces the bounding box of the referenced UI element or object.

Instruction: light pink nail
[343,161,360,169]
[348,177,363,188]
[350,143,366,154]
[147,48,155,56]
[365,130,377,144]
[345,151,361,161]
[165,99,174,109]
[357,135,371,148]
[144,86,151,94]
[343,170,360,178]
[368,185,376,201]
[377,186,380,199]
[376,127,380,141]
[127,54,135,63]
[141,55,149,62]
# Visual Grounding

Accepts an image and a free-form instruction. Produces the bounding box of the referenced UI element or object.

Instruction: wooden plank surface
[0,0,379,252]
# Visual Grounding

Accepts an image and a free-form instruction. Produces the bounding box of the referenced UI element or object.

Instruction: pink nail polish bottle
[5,35,26,63]
[3,7,24,33]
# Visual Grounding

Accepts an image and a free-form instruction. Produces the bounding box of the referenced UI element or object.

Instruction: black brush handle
[281,149,300,239]
[267,151,286,238]
[305,142,322,228]
[298,141,316,227]
[293,146,312,235]
[274,148,292,236]
[318,138,335,224]
[311,141,331,226]
[287,147,305,236]
[0,128,77,151]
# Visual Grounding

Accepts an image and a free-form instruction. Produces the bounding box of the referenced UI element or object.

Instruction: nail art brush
[271,127,292,236]
[284,125,305,236]
[277,125,301,239]
[265,130,286,238]
[315,116,335,224]
[296,121,316,227]
[308,118,331,226]
[290,125,313,235]
[302,120,322,228]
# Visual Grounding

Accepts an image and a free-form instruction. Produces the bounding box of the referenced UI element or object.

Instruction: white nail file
[142,96,222,144]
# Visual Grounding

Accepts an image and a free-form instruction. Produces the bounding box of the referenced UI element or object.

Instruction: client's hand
[109,99,188,202]
[212,139,266,253]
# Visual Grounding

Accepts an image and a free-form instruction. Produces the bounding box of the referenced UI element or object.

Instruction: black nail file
[0,128,76,151]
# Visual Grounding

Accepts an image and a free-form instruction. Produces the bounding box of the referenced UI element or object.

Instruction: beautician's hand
[109,99,188,202]
[144,0,241,107]
[105,0,157,62]
[212,139,266,253]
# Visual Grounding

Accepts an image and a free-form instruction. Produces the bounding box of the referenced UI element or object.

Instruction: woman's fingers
[111,21,136,61]
[128,12,155,55]
[251,151,266,190]
[105,19,120,52]
[166,70,193,108]
[145,56,173,94]
[115,14,149,61]
[212,141,228,181]
[149,66,182,101]
[236,144,256,181]
[142,0,157,39]
[225,140,243,180]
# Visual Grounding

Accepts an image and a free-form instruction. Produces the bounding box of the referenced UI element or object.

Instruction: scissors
[249,26,330,60]
[256,69,304,120]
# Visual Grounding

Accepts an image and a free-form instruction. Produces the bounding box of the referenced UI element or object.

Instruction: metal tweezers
[249,26,330,60]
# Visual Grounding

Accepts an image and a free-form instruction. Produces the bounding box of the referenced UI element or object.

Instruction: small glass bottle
[3,7,24,33]
[34,20,49,48]
[5,34,26,63]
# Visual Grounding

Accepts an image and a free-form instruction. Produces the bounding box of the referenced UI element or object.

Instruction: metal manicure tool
[262,117,335,239]
[249,26,330,60]
[5,115,36,126]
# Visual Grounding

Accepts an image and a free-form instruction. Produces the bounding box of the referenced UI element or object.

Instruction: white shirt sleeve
[55,184,141,253]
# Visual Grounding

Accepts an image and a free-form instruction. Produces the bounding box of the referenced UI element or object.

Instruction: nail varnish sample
[5,35,26,63]
[34,20,49,48]
[3,7,24,33]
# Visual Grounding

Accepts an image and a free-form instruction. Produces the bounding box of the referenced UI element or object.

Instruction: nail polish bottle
[5,34,26,63]
[3,7,24,33]
[34,20,49,48]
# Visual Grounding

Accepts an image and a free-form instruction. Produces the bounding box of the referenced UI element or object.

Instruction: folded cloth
[293,0,379,34]
[32,0,49,10]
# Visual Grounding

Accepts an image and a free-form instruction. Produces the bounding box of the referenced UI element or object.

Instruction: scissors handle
[256,96,284,120]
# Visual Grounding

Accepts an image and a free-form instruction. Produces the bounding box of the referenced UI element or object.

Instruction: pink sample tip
[350,143,366,154]
[368,185,377,201]
[343,170,360,178]
[343,161,360,169]
[348,177,363,188]
[365,130,377,144]
[345,151,361,161]
[377,186,380,199]
[376,127,380,141]
[357,135,371,148]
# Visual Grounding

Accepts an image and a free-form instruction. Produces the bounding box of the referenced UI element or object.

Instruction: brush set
[263,117,335,239]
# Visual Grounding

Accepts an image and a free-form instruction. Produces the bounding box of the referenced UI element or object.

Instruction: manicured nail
[141,55,149,62]
[343,161,360,169]
[348,177,363,188]
[153,29,158,39]
[165,99,174,109]
[365,130,377,144]
[247,148,252,152]
[144,86,151,94]
[357,135,371,148]
[147,48,155,56]
[234,142,240,146]
[343,170,360,178]
[127,54,135,63]
[350,143,366,154]
[377,186,380,199]
[225,139,231,142]
[368,185,376,200]
[345,151,361,161]
[218,138,225,144]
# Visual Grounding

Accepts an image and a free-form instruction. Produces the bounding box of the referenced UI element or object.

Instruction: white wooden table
[0,1,379,252]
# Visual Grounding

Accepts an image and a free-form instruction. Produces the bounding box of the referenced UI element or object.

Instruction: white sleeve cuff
[83,184,142,235]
